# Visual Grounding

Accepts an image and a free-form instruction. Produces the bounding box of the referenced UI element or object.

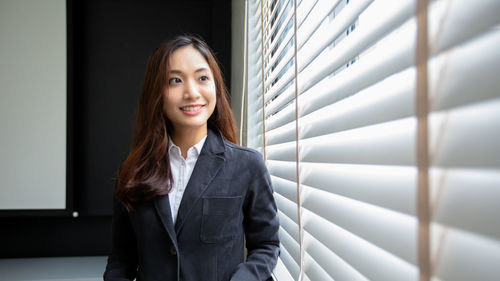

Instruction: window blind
[244,0,500,280]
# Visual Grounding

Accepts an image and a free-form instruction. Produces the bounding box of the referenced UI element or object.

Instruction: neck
[170,126,208,158]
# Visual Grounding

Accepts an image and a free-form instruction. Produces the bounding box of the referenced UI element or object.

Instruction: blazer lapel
[174,128,226,235]
[153,195,177,244]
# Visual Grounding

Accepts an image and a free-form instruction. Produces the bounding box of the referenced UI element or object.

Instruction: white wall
[0,0,67,210]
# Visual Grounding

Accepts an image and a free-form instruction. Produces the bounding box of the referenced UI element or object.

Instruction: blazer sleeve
[231,153,280,281]
[103,196,138,281]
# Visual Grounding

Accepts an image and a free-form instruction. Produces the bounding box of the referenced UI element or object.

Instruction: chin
[179,122,208,129]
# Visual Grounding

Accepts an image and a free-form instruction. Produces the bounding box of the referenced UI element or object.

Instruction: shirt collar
[168,135,207,158]
[192,135,207,156]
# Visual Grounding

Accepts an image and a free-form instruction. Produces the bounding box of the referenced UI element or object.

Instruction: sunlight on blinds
[243,0,500,280]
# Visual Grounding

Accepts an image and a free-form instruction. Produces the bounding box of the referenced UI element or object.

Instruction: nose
[183,79,201,100]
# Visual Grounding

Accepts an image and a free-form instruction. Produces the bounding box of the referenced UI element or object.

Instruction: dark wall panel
[74,0,226,216]
[0,0,231,258]
[0,217,112,258]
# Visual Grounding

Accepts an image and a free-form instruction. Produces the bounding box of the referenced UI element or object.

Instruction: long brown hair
[116,35,237,211]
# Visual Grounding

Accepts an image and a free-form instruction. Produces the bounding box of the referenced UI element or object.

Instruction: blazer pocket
[201,196,242,243]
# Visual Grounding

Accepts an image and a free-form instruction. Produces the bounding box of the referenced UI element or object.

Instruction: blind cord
[416,0,431,280]
[261,0,267,161]
[240,0,249,146]
[292,0,304,277]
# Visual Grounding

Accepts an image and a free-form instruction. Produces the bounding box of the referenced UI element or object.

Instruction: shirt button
[170,245,177,256]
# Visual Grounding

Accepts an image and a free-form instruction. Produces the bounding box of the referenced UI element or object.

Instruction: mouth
[180,104,205,114]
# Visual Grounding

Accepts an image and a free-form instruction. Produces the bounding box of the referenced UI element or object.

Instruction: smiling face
[163,45,216,138]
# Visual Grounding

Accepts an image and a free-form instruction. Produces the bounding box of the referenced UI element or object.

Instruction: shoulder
[224,141,263,158]
[224,141,260,155]
[223,141,266,169]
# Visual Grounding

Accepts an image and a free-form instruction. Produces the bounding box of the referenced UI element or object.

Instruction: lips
[179,104,206,116]
[180,104,204,111]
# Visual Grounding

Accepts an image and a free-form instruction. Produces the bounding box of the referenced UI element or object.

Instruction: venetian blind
[244,0,500,280]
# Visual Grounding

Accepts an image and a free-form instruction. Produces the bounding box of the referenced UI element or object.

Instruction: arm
[103,196,138,281]
[231,155,280,281]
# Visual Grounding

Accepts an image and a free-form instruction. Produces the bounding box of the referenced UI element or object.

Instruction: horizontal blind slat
[267,17,417,132]
[278,210,300,243]
[430,224,500,281]
[295,0,317,26]
[301,185,417,265]
[302,251,335,281]
[263,0,318,77]
[296,0,376,79]
[302,230,369,281]
[430,168,500,240]
[265,100,295,132]
[274,192,299,224]
[428,0,500,56]
[264,60,295,103]
[299,118,416,165]
[266,120,295,145]
[430,99,500,168]
[430,29,500,111]
[297,68,414,139]
[267,141,296,162]
[296,0,343,53]
[265,81,295,118]
[264,0,291,41]
[297,18,415,119]
[264,33,294,81]
[264,48,294,90]
[296,0,415,96]
[300,163,416,216]
[272,175,298,201]
[264,10,294,71]
[273,257,295,281]
[279,225,301,270]
[302,208,418,281]
[279,245,301,280]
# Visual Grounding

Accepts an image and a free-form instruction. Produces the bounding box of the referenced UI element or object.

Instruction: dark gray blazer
[104,128,280,281]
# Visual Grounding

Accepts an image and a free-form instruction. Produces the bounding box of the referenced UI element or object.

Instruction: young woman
[104,35,280,281]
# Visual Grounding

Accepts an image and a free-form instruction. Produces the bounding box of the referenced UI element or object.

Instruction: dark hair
[116,35,237,211]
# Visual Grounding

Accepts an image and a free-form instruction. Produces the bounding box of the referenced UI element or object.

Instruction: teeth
[181,105,202,111]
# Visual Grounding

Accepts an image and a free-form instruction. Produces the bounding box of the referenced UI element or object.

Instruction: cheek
[209,90,217,113]
[164,88,180,106]
[205,84,216,111]
[162,92,176,117]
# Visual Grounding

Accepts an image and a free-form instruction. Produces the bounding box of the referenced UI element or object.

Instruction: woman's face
[163,45,216,134]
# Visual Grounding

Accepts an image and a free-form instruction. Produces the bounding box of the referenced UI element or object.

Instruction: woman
[104,35,280,281]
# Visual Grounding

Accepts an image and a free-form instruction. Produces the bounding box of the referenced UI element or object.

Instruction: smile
[180,104,205,114]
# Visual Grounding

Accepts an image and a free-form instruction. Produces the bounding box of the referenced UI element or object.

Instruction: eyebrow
[168,67,210,74]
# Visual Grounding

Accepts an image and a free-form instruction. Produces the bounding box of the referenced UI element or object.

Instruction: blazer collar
[154,128,226,237]
[200,127,226,155]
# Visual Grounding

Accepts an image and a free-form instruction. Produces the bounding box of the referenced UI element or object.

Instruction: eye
[169,77,182,84]
[199,75,209,81]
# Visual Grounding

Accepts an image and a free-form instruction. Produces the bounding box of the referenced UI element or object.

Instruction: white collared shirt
[168,135,207,223]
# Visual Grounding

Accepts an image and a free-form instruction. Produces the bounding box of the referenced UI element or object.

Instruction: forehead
[168,45,210,71]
